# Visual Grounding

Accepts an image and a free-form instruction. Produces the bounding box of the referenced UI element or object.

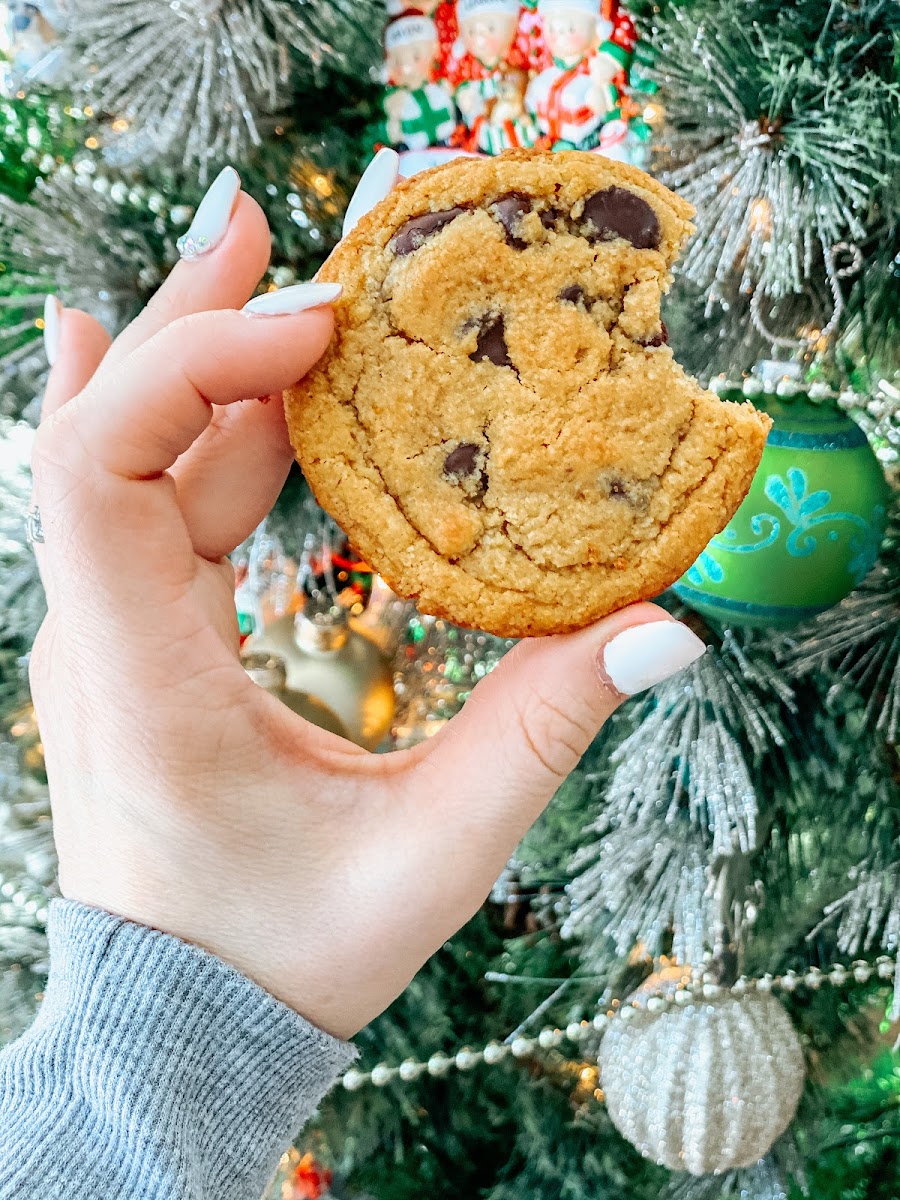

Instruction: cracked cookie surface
[286,150,771,637]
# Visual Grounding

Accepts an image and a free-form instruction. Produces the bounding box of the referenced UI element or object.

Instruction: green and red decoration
[674,372,889,628]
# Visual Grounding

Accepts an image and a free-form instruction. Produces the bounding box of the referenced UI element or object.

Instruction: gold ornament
[241,653,348,741]
[7,702,46,784]
[244,601,395,751]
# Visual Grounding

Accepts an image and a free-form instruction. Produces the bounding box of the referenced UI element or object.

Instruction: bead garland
[341,954,898,1091]
[708,373,865,408]
[707,373,900,467]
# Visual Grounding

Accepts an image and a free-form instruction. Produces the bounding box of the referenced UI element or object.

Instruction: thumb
[423,604,706,847]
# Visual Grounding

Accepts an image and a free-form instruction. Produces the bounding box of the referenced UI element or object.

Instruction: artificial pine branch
[786,521,900,745]
[63,0,382,175]
[648,0,898,337]
[0,171,161,423]
[566,628,796,966]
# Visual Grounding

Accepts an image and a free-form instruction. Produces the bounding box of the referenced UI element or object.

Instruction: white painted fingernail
[176,166,241,260]
[242,282,343,316]
[43,294,62,366]
[342,148,399,238]
[601,621,706,696]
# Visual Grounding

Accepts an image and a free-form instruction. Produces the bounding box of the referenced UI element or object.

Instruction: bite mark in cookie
[286,151,771,637]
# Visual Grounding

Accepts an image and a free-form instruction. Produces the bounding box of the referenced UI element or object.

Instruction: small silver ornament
[600,990,805,1176]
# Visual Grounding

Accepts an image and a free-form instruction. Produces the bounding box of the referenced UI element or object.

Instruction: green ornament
[674,390,889,628]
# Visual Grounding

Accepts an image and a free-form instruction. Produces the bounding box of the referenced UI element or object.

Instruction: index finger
[31,298,337,593]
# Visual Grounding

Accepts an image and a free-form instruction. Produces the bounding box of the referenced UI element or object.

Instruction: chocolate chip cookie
[285,150,771,637]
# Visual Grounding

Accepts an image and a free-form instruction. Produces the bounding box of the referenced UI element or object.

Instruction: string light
[748,197,772,235]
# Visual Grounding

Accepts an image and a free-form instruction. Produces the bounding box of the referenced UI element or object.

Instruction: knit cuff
[1,899,356,1199]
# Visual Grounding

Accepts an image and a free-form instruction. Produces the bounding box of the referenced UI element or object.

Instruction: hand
[29,153,705,1040]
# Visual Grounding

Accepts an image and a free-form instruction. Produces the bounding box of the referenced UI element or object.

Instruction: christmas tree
[1,2,899,1198]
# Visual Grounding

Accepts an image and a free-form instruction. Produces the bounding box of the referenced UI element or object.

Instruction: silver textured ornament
[600,990,805,1176]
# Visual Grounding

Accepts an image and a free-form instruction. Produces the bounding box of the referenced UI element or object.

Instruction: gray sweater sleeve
[0,900,357,1199]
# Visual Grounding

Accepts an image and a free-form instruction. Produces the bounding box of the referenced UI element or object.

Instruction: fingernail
[43,294,62,366]
[176,166,241,260]
[342,148,399,238]
[600,620,706,696]
[242,282,343,316]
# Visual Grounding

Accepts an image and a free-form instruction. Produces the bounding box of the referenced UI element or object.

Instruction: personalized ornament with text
[454,0,539,154]
[526,0,632,153]
[384,13,458,153]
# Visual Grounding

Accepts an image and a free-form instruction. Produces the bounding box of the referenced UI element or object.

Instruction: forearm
[0,901,355,1200]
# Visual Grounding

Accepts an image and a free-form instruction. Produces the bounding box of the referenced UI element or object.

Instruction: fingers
[421,605,706,851]
[164,145,401,557]
[40,302,112,421]
[170,393,294,561]
[32,297,337,583]
[56,298,336,479]
[95,174,270,377]
[37,147,395,562]
[32,303,112,607]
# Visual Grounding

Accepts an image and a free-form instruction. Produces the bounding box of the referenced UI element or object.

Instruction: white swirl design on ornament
[692,468,884,587]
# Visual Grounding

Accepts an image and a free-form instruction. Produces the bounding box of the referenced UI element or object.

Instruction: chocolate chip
[559,284,587,305]
[539,207,560,230]
[601,473,656,510]
[491,193,532,249]
[389,207,467,256]
[470,315,513,369]
[581,187,661,250]
[444,442,480,478]
[639,321,669,347]
[443,442,488,493]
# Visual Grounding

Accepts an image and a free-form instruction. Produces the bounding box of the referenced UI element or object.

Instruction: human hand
[29,153,705,1040]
